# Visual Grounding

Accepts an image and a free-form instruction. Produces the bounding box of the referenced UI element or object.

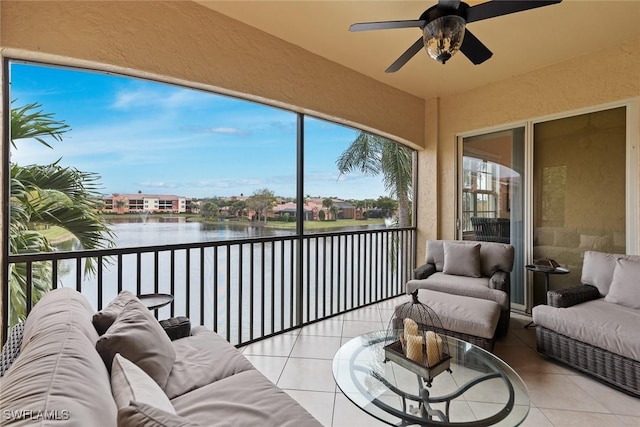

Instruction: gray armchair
[407,240,514,338]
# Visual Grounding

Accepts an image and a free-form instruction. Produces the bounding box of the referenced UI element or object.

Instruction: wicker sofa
[532,251,640,396]
[0,288,322,426]
[407,239,514,339]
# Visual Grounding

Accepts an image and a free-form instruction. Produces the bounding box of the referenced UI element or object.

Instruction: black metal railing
[4,228,415,346]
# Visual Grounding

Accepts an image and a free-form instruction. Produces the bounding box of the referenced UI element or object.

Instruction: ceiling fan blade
[385,37,424,73]
[350,20,425,32]
[460,29,493,65]
[466,0,562,23]
[437,0,461,11]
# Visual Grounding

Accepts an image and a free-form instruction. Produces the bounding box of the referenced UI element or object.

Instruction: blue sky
[10,62,390,200]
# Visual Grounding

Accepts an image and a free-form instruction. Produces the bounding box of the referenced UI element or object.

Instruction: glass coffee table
[333,331,530,426]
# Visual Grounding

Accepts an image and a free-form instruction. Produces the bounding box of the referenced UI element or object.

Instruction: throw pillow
[96,299,176,389]
[118,401,202,427]
[604,258,640,309]
[442,242,481,278]
[93,290,139,335]
[111,353,176,414]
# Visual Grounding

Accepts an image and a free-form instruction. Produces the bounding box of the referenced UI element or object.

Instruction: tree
[247,188,276,223]
[230,200,246,219]
[9,102,114,325]
[322,198,334,220]
[200,202,219,220]
[336,132,413,227]
[330,205,339,221]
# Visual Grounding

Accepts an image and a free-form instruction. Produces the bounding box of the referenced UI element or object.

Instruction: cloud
[180,125,249,136]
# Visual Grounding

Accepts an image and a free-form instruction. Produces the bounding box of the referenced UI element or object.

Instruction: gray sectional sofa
[407,239,514,339]
[0,288,322,426]
[533,251,640,396]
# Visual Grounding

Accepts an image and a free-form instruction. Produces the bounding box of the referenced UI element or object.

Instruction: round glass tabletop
[332,331,530,426]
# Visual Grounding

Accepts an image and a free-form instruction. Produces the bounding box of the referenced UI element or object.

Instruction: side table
[524,265,570,328]
[137,293,174,310]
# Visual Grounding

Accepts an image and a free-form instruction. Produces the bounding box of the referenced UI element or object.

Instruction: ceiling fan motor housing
[421,3,469,64]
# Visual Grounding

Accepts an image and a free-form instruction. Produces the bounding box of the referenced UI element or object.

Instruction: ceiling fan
[349,0,563,73]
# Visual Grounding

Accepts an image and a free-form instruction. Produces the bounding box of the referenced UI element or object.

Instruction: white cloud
[180,125,249,136]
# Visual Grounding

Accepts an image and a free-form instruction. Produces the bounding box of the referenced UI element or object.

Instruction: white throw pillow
[111,353,176,415]
[604,259,640,309]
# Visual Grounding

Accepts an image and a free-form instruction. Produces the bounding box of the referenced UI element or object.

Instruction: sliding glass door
[459,128,526,307]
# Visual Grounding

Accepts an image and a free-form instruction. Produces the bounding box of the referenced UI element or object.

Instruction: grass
[40,226,74,244]
[265,218,385,229]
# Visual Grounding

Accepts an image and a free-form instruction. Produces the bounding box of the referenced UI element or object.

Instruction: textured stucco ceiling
[198,0,640,100]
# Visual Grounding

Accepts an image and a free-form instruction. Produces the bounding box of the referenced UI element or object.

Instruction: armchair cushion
[443,242,481,277]
[604,258,640,309]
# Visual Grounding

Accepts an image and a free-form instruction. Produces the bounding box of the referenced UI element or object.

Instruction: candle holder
[383,293,451,386]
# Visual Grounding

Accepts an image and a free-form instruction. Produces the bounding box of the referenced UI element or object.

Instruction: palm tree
[337,132,413,227]
[322,198,334,220]
[9,102,114,325]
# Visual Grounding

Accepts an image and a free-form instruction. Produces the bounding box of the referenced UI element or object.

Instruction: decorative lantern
[384,293,451,386]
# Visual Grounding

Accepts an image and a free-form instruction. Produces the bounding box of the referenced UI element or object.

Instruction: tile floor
[238,296,640,426]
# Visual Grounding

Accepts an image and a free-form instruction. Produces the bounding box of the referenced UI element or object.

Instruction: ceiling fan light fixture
[423,15,466,64]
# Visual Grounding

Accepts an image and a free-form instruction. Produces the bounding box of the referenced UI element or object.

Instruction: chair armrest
[547,284,600,308]
[159,316,191,341]
[413,263,436,280]
[489,271,510,294]
[1,322,25,377]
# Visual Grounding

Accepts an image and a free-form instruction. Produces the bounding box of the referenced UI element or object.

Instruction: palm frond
[10,101,70,149]
[336,132,383,176]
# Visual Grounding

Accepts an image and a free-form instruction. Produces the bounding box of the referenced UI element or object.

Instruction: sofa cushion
[163,327,255,399]
[111,354,176,414]
[406,273,509,310]
[171,369,322,427]
[443,242,481,277]
[0,288,117,427]
[532,298,640,361]
[426,240,445,271]
[93,290,139,335]
[604,258,640,309]
[96,299,176,389]
[581,251,640,296]
[118,401,204,427]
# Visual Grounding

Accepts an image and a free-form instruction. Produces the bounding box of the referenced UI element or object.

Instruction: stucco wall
[416,37,640,263]
[0,0,424,147]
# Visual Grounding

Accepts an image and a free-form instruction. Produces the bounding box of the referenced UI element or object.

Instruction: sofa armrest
[547,284,600,308]
[413,263,436,280]
[489,271,510,294]
[159,316,191,341]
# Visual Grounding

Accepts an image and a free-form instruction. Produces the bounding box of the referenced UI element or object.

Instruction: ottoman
[397,289,501,351]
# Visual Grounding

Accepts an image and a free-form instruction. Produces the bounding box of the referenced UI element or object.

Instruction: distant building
[103,192,191,214]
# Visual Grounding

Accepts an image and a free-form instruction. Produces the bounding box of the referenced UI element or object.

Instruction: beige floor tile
[299,319,344,337]
[520,407,554,427]
[284,390,335,427]
[241,333,299,356]
[540,408,627,426]
[242,355,288,384]
[617,414,640,425]
[339,307,382,322]
[290,335,343,359]
[568,374,640,416]
[278,357,336,392]
[331,393,394,427]
[520,372,610,413]
[493,345,574,375]
[467,402,531,426]
[342,320,384,337]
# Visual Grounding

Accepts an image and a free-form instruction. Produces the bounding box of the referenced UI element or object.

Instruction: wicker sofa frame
[536,284,640,397]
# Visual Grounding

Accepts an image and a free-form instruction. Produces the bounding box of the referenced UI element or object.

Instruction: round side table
[137,293,174,310]
[524,264,570,328]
